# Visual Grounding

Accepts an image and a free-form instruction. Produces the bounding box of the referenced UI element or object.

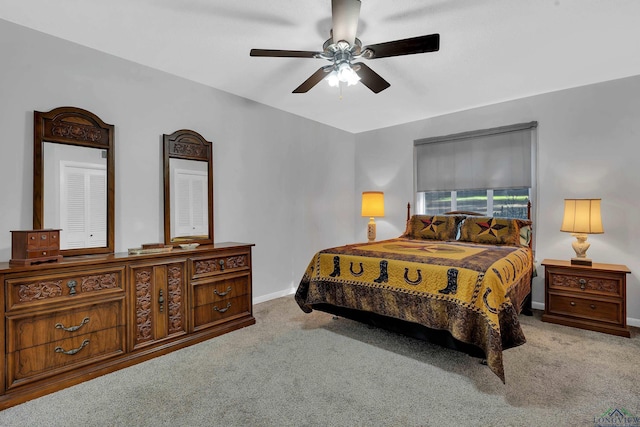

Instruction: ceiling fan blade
[250,49,320,58]
[292,67,329,93]
[362,34,440,59]
[353,63,390,94]
[331,0,361,45]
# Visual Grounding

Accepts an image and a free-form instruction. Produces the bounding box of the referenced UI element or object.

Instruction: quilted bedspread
[295,238,534,382]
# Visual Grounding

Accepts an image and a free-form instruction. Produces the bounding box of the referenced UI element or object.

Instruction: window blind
[414,122,537,192]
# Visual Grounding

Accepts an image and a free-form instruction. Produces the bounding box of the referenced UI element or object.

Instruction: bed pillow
[459,216,532,246]
[403,215,465,241]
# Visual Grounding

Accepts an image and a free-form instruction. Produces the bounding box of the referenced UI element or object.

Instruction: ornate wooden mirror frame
[33,106,115,256]
[163,129,214,247]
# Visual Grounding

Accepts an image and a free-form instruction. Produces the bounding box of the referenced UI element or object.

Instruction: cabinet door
[130,261,187,350]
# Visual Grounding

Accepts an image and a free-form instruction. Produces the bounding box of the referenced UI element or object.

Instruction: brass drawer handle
[570,301,576,306]
[55,339,90,355]
[579,278,587,290]
[213,302,232,313]
[219,260,225,271]
[214,286,232,297]
[55,317,90,332]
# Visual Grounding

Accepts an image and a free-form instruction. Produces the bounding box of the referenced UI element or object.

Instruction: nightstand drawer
[548,271,622,297]
[547,293,622,324]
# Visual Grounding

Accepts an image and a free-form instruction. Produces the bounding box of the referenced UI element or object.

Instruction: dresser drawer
[192,294,251,329]
[7,299,124,352]
[547,293,622,324]
[192,275,249,307]
[190,250,250,280]
[547,271,622,297]
[6,267,125,310]
[7,326,125,389]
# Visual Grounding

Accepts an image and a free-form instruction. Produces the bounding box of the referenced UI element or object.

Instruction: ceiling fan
[249,0,440,94]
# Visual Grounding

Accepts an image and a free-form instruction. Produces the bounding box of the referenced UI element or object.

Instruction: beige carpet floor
[0,296,638,427]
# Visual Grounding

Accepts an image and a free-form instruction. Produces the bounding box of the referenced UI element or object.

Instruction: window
[414,122,537,219]
[417,188,531,219]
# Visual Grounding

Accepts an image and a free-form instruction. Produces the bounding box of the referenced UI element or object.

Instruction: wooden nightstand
[541,259,630,338]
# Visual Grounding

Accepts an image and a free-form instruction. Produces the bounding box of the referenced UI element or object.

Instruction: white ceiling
[2,0,640,133]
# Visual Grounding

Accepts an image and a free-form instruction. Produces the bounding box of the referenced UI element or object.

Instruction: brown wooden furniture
[33,106,115,256]
[541,259,630,337]
[0,242,254,409]
[10,229,62,265]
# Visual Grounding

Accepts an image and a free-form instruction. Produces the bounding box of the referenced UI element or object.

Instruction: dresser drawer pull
[579,279,587,290]
[55,317,90,332]
[214,286,232,297]
[590,304,596,309]
[219,260,225,271]
[54,339,90,355]
[570,301,576,306]
[213,302,232,313]
[67,280,78,295]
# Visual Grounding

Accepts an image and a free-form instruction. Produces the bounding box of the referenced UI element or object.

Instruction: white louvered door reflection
[173,169,208,238]
[60,162,107,249]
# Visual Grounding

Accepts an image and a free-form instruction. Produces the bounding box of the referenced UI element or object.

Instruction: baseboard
[531,301,544,311]
[531,301,640,328]
[253,286,296,305]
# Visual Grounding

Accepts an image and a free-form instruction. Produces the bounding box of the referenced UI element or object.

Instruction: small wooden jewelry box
[10,229,63,265]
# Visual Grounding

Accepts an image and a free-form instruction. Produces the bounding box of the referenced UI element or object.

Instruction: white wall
[0,20,355,301]
[355,75,640,325]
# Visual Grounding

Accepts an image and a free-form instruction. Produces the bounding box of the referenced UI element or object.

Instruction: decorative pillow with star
[459,217,532,246]
[403,215,465,241]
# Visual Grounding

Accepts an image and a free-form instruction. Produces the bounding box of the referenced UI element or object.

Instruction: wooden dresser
[541,259,630,337]
[0,242,254,409]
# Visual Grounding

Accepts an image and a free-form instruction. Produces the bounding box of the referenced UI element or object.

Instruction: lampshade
[560,199,604,234]
[361,191,384,217]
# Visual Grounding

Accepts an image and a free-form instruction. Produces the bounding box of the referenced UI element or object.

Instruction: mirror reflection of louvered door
[60,162,107,249]
[174,169,208,238]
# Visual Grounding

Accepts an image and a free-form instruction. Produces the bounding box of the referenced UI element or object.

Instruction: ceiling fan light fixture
[325,70,340,87]
[250,0,440,94]
[337,62,360,86]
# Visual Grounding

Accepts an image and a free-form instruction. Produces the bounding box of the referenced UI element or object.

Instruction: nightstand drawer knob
[579,278,587,290]
[570,301,576,306]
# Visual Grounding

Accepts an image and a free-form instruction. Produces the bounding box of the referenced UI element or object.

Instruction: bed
[295,204,535,382]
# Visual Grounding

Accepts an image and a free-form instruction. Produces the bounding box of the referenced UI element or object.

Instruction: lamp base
[570,233,592,266]
[367,217,376,243]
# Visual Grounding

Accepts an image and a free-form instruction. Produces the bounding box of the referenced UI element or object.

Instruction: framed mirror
[33,106,115,256]
[163,129,213,247]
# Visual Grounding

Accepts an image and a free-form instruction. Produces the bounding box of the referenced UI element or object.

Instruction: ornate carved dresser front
[0,242,254,409]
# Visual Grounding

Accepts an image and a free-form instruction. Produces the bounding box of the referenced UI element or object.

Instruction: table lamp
[362,191,385,242]
[560,198,603,266]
